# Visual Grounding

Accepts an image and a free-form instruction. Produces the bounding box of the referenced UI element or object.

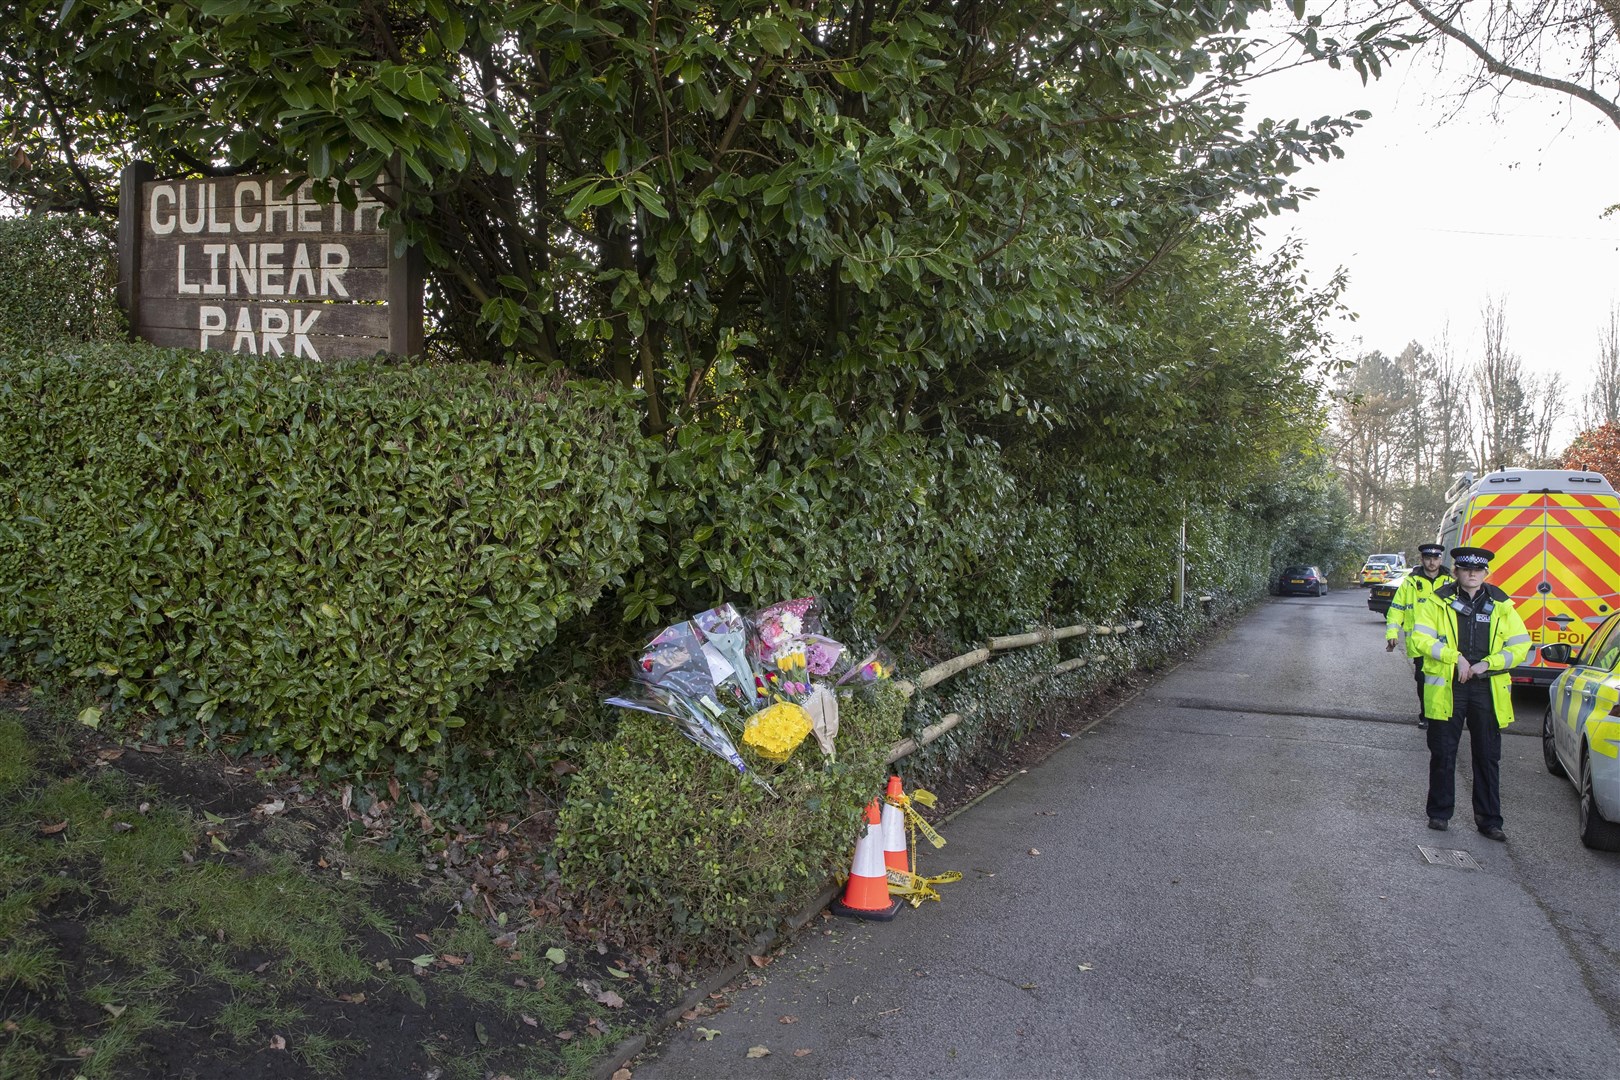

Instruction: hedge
[556,681,907,953]
[0,215,123,345]
[0,342,650,764]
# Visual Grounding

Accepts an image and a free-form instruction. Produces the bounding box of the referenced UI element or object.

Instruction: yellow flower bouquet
[741,701,813,764]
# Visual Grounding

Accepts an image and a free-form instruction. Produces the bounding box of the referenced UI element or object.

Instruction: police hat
[1418,543,1445,557]
[1450,546,1494,569]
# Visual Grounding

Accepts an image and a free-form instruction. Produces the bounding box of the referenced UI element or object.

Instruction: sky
[1237,35,1620,449]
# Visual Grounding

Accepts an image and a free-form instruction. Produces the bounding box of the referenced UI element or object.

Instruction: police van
[1436,468,1620,685]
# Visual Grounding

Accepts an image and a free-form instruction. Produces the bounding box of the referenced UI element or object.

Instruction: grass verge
[0,687,662,1080]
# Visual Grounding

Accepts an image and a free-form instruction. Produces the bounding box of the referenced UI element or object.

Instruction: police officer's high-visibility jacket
[1384,568,1454,658]
[1408,582,1531,727]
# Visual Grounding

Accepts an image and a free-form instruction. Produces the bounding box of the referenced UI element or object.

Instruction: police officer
[1408,546,1531,841]
[1384,543,1454,730]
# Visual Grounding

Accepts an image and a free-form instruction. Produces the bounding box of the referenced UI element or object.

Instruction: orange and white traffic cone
[830,799,903,921]
[881,775,909,880]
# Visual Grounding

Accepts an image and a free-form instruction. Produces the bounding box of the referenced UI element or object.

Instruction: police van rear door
[1464,489,1620,679]
[1539,491,1620,669]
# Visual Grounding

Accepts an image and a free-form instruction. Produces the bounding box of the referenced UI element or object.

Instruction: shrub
[0,215,123,345]
[0,341,650,765]
[555,682,906,954]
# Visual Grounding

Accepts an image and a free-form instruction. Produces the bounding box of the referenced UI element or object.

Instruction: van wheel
[1578,750,1620,851]
[1542,706,1566,777]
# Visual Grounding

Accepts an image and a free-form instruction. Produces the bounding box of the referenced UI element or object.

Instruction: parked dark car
[1277,565,1329,597]
[1367,575,1404,615]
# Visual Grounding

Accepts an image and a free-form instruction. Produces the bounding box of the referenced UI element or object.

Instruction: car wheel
[1542,705,1566,777]
[1578,749,1620,851]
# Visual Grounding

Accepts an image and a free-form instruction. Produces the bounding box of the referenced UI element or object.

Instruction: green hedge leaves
[0,343,649,763]
[0,216,123,345]
[556,683,906,952]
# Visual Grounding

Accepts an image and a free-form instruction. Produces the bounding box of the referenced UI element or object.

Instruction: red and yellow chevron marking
[1473,527,1542,594]
[1469,493,1547,531]
[1468,493,1620,531]
[1463,492,1620,665]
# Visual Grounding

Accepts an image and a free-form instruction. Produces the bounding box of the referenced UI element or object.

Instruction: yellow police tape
[884,786,961,906]
[885,866,963,905]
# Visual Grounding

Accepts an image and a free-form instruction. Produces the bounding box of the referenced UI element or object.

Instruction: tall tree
[1525,370,1567,464]
[1392,338,1469,540]
[1332,348,1415,539]
[1475,297,1532,468]
[1425,327,1476,485]
[1580,303,1620,429]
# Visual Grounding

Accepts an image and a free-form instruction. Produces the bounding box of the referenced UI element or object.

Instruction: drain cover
[1417,845,1481,871]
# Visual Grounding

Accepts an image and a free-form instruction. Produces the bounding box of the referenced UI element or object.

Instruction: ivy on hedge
[0,342,650,764]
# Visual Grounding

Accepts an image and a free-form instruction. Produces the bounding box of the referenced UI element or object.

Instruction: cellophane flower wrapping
[691,603,762,711]
[801,634,845,676]
[804,684,840,760]
[614,621,776,792]
[638,621,730,717]
[603,683,753,780]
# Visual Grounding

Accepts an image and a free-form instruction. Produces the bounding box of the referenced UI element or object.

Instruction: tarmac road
[628,587,1620,1079]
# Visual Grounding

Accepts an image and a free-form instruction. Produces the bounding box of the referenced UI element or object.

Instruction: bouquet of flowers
[748,597,823,704]
[751,597,823,654]
[605,620,776,795]
[742,700,814,763]
[606,596,887,778]
[801,634,845,677]
[836,646,896,685]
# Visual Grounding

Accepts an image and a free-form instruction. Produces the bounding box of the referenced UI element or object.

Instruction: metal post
[1173,515,1186,607]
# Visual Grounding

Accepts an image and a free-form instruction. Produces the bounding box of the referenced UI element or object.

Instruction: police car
[1366,572,1405,615]
[1358,553,1406,587]
[1539,624,1620,851]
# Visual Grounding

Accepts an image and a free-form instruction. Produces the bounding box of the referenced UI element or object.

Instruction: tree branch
[1104,221,1194,300]
[35,77,102,214]
[1404,0,1620,129]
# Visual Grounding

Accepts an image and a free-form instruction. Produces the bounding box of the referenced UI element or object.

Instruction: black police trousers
[1425,677,1503,830]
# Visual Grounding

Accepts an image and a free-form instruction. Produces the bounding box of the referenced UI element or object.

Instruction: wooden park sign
[117,162,422,360]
